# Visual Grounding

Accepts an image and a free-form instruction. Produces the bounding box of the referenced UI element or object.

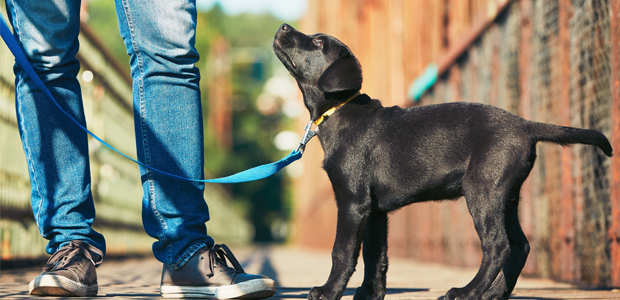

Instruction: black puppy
[273,24,613,300]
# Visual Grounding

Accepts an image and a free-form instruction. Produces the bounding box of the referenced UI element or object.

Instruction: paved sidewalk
[1,246,619,299]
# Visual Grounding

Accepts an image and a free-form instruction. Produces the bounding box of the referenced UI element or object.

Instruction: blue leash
[0,15,309,183]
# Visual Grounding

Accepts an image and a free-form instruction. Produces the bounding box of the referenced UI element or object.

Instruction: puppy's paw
[354,284,385,300]
[480,273,509,300]
[481,287,509,300]
[445,287,467,300]
[308,286,325,300]
[309,285,344,300]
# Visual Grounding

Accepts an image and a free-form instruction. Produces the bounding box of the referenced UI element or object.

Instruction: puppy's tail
[527,122,613,157]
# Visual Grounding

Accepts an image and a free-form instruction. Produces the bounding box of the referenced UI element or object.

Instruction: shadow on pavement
[259,251,280,286]
[509,298,562,300]
[272,287,430,299]
[102,293,160,298]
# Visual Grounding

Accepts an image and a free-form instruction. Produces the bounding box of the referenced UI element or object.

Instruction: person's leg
[113,0,212,266]
[6,0,105,296]
[5,0,105,256]
[114,1,275,298]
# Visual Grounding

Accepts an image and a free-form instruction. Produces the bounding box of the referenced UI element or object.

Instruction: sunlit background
[196,0,307,20]
[2,0,620,288]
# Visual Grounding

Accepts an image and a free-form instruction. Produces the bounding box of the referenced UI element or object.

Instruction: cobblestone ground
[2,246,619,299]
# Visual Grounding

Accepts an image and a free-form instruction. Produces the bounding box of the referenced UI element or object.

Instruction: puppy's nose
[279,23,291,32]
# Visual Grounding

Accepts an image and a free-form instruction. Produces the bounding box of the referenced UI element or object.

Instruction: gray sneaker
[29,240,104,297]
[161,244,276,299]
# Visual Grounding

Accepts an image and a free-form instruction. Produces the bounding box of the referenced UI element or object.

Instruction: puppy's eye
[313,39,324,48]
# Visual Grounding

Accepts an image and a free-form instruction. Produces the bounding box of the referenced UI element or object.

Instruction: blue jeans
[6,0,214,268]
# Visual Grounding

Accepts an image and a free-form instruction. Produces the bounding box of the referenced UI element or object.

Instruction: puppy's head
[273,24,362,122]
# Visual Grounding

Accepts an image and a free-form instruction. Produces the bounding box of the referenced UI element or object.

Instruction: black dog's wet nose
[280,23,291,31]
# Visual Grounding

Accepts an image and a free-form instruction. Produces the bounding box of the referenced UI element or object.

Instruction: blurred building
[208,37,234,149]
[292,0,620,287]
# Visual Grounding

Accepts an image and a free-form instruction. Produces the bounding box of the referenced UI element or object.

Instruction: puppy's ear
[317,53,362,93]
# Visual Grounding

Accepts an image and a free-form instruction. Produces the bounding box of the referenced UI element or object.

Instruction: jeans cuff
[170,242,210,270]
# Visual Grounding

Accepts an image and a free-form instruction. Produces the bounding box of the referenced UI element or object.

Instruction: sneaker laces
[42,240,104,273]
[204,244,245,277]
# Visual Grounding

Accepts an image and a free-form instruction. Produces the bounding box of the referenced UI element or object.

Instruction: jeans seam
[8,0,47,236]
[120,0,168,245]
[18,101,46,234]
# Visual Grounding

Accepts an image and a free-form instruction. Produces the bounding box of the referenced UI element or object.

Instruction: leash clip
[296,121,317,154]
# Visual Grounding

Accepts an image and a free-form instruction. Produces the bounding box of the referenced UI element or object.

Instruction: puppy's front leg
[355,210,388,300]
[309,200,371,300]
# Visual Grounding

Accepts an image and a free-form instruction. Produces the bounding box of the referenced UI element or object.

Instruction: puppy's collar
[314,92,361,126]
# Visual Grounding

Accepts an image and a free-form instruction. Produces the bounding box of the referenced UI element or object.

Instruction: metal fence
[295,0,620,287]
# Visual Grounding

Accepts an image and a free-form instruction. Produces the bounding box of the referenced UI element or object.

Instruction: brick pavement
[1,246,619,299]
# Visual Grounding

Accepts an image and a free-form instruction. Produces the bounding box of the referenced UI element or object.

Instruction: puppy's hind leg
[445,187,511,300]
[354,210,388,300]
[482,195,530,300]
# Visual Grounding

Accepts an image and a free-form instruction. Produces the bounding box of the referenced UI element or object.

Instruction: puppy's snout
[279,23,291,32]
[275,24,294,48]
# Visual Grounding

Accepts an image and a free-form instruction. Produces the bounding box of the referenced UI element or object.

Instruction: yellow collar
[313,92,361,126]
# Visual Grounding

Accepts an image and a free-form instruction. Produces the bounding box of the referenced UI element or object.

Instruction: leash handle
[0,15,302,183]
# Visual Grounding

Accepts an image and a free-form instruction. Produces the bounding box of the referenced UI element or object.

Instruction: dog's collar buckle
[297,92,361,154]
[313,91,361,127]
[295,121,317,154]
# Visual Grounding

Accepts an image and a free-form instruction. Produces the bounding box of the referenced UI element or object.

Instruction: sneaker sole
[29,274,98,297]
[161,278,276,299]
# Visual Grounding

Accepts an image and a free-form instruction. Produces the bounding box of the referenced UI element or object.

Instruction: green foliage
[195,5,300,243]
[215,13,288,48]
[85,0,129,74]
